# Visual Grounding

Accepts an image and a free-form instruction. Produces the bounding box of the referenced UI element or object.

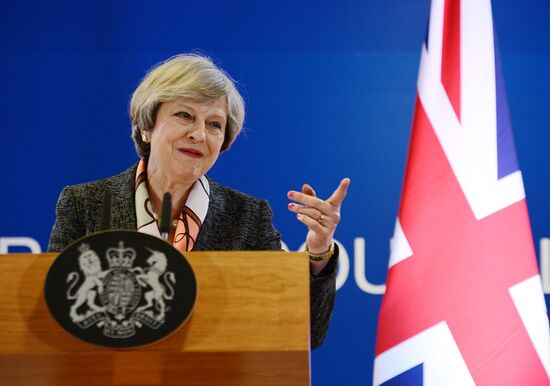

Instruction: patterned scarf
[134,159,210,253]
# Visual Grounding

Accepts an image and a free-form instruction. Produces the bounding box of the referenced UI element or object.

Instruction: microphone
[159,192,172,241]
[100,190,112,230]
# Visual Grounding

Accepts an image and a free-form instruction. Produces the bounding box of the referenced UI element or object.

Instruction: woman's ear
[141,131,150,143]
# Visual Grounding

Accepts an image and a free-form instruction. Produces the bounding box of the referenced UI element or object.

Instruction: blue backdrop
[1,1,549,384]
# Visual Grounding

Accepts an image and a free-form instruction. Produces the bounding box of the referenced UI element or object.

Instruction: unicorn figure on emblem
[135,248,176,321]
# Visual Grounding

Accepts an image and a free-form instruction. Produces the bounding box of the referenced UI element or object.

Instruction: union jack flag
[374,1,550,385]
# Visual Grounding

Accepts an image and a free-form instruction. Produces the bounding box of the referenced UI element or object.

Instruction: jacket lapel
[114,164,138,230]
[99,164,137,232]
[194,178,228,251]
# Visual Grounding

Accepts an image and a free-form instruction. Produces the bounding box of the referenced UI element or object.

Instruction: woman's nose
[187,121,206,142]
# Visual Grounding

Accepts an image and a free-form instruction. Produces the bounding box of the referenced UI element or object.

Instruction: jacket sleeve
[47,186,86,252]
[255,199,338,350]
[309,245,338,349]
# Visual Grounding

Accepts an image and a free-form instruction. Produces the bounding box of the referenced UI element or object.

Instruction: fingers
[295,211,332,235]
[302,183,316,197]
[327,178,351,206]
[288,178,350,211]
[288,203,335,227]
[288,191,332,213]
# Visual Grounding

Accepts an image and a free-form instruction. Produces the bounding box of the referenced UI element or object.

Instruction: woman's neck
[146,165,193,221]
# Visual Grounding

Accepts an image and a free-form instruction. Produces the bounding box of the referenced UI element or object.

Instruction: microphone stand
[159,192,172,241]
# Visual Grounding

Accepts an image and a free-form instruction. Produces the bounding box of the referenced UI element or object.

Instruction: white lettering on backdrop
[1,236,549,295]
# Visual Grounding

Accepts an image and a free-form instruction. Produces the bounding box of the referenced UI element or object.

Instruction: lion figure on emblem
[66,248,107,322]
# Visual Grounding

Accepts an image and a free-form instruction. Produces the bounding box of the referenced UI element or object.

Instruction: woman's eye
[209,121,223,130]
[175,111,192,120]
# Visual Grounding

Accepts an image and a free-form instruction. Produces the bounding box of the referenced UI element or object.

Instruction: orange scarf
[134,159,210,252]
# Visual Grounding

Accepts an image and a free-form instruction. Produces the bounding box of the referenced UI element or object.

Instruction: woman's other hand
[288,178,350,273]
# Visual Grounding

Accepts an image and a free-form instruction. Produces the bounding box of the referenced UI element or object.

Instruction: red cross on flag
[374,1,550,385]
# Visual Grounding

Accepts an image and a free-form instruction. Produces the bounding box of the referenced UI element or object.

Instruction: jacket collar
[105,163,227,250]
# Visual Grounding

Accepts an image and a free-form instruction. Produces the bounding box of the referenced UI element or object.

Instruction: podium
[0,251,311,385]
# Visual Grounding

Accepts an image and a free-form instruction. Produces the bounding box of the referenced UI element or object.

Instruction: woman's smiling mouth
[178,147,204,158]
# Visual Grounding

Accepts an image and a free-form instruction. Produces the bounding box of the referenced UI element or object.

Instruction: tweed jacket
[48,164,337,349]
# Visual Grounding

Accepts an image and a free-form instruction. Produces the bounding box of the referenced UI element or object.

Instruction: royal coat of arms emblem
[45,230,196,348]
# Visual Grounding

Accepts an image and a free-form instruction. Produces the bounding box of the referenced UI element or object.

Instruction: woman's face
[146,97,227,186]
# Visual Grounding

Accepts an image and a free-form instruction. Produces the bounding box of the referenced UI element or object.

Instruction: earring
[141,133,149,143]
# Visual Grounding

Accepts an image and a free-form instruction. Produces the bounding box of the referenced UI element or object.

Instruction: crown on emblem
[106,241,136,268]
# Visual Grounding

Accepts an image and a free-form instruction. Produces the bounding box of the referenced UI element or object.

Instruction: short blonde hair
[130,54,245,156]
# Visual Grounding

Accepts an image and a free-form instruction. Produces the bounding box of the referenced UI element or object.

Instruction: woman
[48,54,350,349]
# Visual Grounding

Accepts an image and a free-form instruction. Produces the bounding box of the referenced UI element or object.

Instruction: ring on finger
[318,214,325,224]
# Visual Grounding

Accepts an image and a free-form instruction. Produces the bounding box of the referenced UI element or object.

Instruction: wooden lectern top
[0,251,311,386]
